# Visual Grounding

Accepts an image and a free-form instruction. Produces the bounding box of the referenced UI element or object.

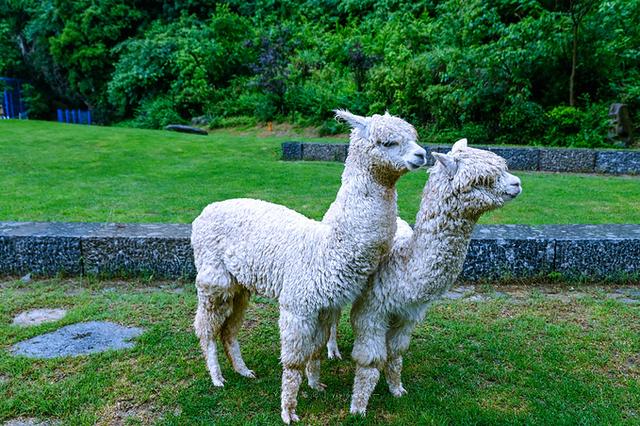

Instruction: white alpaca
[191,110,427,423]
[322,139,522,415]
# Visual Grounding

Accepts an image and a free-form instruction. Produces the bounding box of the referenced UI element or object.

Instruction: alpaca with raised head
[191,110,427,423]
[322,139,522,415]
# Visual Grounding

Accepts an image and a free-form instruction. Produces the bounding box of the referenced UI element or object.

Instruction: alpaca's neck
[322,141,400,280]
[402,174,478,301]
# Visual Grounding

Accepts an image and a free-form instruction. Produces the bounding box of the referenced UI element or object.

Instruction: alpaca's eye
[381,140,399,147]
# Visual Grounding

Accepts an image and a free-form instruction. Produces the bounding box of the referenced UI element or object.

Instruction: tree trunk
[570,23,578,106]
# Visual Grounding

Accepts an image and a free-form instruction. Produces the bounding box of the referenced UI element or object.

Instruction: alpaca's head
[430,139,522,217]
[335,110,427,175]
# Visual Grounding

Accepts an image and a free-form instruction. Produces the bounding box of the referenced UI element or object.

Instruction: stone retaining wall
[281,142,640,175]
[1,222,638,282]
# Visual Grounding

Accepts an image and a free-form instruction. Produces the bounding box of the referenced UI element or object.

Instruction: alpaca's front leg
[349,323,387,415]
[326,309,342,359]
[279,310,319,423]
[281,367,303,424]
[350,364,380,415]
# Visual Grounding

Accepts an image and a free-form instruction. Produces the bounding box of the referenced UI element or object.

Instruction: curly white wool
[191,110,427,424]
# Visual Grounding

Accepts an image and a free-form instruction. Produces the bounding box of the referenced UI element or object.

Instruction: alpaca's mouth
[406,160,425,170]
[503,188,522,201]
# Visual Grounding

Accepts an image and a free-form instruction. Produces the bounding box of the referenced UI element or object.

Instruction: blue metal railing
[1,77,26,119]
[57,109,91,125]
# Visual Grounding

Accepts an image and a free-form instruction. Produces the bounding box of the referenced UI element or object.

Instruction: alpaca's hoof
[327,346,342,360]
[239,369,256,379]
[281,408,300,424]
[309,381,327,391]
[390,385,407,397]
[350,405,367,416]
[210,374,226,387]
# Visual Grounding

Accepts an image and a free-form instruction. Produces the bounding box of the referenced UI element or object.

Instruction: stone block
[484,147,540,171]
[281,142,302,161]
[595,150,640,175]
[301,143,347,162]
[81,223,195,279]
[0,222,85,276]
[461,225,554,281]
[539,149,596,173]
[548,224,640,279]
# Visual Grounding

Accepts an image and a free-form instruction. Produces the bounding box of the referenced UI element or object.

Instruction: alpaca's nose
[508,176,522,196]
[413,149,427,165]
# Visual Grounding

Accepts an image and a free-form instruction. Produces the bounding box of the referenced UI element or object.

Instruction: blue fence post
[65,109,70,123]
[6,90,13,118]
[57,109,63,123]
[87,110,91,125]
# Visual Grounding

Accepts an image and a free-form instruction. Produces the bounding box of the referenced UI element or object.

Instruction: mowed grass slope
[0,280,639,424]
[1,120,639,224]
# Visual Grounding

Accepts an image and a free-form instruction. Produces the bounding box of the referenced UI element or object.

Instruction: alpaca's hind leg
[305,349,326,391]
[384,355,406,397]
[221,287,255,378]
[326,308,342,360]
[306,310,333,390]
[193,266,234,387]
[384,321,414,397]
[280,310,319,424]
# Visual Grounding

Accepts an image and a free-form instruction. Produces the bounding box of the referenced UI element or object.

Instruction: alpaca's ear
[334,109,370,134]
[451,138,468,153]
[432,152,458,177]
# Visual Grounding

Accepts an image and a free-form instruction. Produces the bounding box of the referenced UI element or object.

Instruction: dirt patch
[96,401,164,426]
[12,308,67,327]
[3,418,60,426]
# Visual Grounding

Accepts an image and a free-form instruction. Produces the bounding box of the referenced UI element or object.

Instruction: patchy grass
[1,120,639,225]
[1,279,639,424]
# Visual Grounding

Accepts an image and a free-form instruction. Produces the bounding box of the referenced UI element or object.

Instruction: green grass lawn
[0,120,639,225]
[1,279,639,425]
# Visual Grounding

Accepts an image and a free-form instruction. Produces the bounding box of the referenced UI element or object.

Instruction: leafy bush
[544,104,612,148]
[131,96,184,129]
[21,83,49,119]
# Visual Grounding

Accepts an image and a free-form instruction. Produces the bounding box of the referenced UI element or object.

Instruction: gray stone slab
[555,239,640,279]
[462,225,554,281]
[0,235,81,276]
[539,148,596,173]
[536,224,640,240]
[82,223,195,279]
[301,143,347,162]
[283,143,640,175]
[281,142,302,160]
[164,124,207,135]
[595,150,640,175]
[2,222,639,282]
[481,147,540,171]
[11,321,143,359]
